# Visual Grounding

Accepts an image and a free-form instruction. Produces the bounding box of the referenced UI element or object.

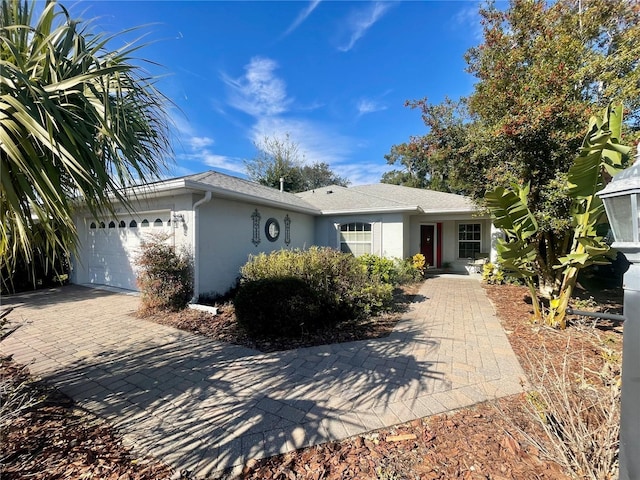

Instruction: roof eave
[185,180,321,214]
[419,207,485,215]
[319,205,422,215]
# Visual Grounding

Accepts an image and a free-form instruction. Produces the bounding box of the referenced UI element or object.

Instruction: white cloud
[200,153,245,174]
[282,0,322,37]
[338,2,394,52]
[252,117,353,167]
[356,98,387,116]
[165,164,198,179]
[188,136,215,149]
[171,116,246,174]
[333,161,394,186]
[220,56,388,185]
[452,4,484,41]
[223,57,292,117]
[177,149,245,174]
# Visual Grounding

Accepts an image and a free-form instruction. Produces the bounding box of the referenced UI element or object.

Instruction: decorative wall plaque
[284,214,291,245]
[251,209,261,246]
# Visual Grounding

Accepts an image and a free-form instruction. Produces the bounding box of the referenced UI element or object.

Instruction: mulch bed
[1,280,623,479]
[139,284,419,353]
[0,361,173,480]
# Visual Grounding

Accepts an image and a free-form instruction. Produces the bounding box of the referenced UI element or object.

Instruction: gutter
[191,191,212,302]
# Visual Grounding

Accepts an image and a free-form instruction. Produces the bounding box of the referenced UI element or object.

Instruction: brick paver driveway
[1,275,526,478]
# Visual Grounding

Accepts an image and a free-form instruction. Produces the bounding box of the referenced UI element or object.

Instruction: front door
[420,225,435,267]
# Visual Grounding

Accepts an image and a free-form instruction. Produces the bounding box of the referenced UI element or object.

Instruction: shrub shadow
[43,323,443,477]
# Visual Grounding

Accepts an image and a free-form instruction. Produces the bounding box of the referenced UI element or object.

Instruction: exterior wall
[71,193,195,289]
[196,197,315,296]
[402,214,412,260]
[71,186,493,293]
[313,212,406,259]
[409,214,492,272]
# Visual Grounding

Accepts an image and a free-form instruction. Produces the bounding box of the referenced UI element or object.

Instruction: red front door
[420,225,435,267]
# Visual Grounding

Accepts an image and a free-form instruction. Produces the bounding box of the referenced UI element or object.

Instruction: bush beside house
[136,235,193,312]
[236,247,422,337]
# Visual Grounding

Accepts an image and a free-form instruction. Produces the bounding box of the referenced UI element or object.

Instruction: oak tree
[385,0,640,294]
[245,134,348,193]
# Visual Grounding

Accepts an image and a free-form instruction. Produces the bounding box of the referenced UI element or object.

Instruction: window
[458,223,481,258]
[153,218,163,227]
[89,222,97,229]
[119,221,126,228]
[129,220,137,228]
[99,221,105,229]
[108,221,116,228]
[141,219,150,227]
[340,222,372,256]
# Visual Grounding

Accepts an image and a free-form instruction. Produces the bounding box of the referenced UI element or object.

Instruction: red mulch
[1,281,622,479]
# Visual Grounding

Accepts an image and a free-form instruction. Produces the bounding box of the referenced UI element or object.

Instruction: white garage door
[85,212,173,290]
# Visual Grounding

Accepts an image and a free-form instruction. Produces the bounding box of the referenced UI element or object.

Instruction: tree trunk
[525,277,544,322]
[545,265,578,329]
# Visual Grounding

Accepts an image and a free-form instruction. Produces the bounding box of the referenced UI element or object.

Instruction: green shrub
[396,255,426,283]
[482,262,504,284]
[238,248,393,334]
[357,254,424,286]
[234,277,325,336]
[482,262,523,285]
[136,234,193,312]
[358,254,398,284]
[411,253,427,275]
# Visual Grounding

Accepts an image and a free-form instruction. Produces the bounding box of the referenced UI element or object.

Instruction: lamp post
[597,143,640,480]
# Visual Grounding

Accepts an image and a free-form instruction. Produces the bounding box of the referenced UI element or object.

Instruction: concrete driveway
[1,276,526,478]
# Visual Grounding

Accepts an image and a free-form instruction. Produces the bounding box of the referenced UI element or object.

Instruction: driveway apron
[1,276,526,478]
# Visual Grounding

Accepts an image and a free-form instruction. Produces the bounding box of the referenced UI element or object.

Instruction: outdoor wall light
[597,143,640,480]
[599,144,640,261]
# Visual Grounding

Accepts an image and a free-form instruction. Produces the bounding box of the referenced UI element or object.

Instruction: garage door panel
[86,213,172,290]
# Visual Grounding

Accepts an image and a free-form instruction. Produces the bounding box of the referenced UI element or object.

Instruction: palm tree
[0,0,172,289]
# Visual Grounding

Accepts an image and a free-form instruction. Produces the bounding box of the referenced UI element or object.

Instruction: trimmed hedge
[236,247,394,336]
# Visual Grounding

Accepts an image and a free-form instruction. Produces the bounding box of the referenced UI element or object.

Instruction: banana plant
[485,183,543,321]
[547,102,631,328]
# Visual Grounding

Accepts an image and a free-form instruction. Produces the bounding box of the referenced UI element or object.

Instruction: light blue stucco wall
[196,197,315,296]
[313,212,406,259]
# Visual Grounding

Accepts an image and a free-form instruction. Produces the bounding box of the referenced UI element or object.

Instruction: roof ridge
[355,183,467,197]
[189,170,297,195]
[347,184,415,206]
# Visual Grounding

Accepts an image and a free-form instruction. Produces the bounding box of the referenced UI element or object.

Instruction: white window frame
[339,222,372,256]
[457,223,482,259]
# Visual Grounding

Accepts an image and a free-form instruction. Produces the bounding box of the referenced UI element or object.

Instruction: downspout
[191,191,212,303]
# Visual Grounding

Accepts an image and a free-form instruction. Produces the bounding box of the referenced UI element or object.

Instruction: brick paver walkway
[1,275,526,478]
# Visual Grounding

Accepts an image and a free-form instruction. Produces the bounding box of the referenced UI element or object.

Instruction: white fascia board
[320,205,422,215]
[124,178,192,197]
[420,207,484,215]
[70,179,191,205]
[183,180,321,215]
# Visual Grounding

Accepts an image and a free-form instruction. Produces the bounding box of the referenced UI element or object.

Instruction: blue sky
[71,1,486,185]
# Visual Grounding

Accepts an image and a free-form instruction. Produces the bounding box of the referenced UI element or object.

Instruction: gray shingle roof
[147,171,476,215]
[296,183,477,214]
[183,171,320,213]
